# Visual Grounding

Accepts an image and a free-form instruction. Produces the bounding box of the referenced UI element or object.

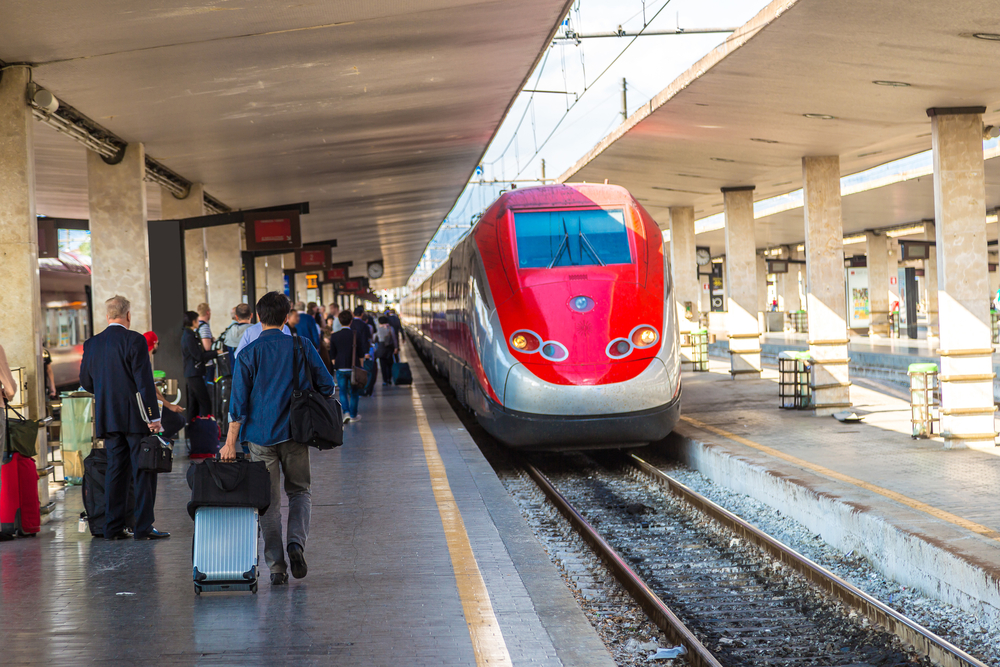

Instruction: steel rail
[626,453,990,667]
[521,460,722,667]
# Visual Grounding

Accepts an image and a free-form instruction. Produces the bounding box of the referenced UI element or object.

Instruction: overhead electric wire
[513,0,676,180]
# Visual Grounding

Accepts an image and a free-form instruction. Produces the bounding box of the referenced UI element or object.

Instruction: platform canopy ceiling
[1,0,572,286]
[559,0,1000,251]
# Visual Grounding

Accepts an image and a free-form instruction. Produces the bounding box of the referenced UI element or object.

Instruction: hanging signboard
[244,210,301,251]
[326,265,349,282]
[295,245,331,271]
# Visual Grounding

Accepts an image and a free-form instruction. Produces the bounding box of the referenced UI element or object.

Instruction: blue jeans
[336,370,359,418]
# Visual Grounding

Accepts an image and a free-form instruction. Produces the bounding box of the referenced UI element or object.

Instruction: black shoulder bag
[4,400,40,462]
[290,335,344,450]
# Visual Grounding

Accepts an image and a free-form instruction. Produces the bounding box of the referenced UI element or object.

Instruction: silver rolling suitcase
[192,506,259,594]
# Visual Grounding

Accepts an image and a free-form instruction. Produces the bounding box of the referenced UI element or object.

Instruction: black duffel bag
[137,435,173,473]
[187,455,270,518]
[290,335,343,450]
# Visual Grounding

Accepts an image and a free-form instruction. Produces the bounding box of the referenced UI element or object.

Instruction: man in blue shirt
[293,301,321,348]
[221,292,336,586]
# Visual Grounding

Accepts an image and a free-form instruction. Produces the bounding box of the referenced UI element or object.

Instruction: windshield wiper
[579,231,605,266]
[548,220,572,268]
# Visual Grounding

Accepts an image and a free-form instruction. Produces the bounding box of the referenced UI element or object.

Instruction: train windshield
[514,209,631,269]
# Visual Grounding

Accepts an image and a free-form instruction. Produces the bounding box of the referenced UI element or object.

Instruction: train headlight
[540,341,568,361]
[630,325,659,349]
[606,338,632,359]
[509,330,541,353]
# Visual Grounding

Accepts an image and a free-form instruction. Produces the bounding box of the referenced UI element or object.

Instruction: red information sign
[255,218,292,244]
[295,245,331,271]
[244,210,301,251]
[326,267,347,281]
[343,279,362,293]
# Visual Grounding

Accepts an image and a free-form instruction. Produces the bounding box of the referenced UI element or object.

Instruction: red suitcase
[0,452,41,536]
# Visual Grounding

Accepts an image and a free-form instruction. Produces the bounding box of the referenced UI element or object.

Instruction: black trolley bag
[81,447,136,537]
[188,455,270,595]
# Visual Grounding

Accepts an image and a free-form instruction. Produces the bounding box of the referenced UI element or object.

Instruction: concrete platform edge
[416,388,615,666]
[664,423,1000,626]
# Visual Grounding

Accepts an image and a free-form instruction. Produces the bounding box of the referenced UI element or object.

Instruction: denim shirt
[229,329,336,446]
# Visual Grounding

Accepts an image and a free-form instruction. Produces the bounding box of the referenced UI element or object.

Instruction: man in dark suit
[80,295,169,540]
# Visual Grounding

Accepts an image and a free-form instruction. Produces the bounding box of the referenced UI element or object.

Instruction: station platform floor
[667,360,1000,625]
[1,351,612,666]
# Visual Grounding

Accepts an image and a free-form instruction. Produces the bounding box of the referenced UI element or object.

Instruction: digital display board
[295,246,331,271]
[244,210,301,251]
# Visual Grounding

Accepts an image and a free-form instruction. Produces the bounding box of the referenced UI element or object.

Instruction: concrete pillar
[780,247,801,315]
[161,183,206,310]
[204,224,244,337]
[802,156,851,415]
[88,143,152,333]
[887,241,900,310]
[0,66,48,507]
[668,206,699,369]
[923,222,939,340]
[254,256,268,302]
[866,232,890,337]
[265,255,284,295]
[321,282,335,307]
[928,107,995,448]
[722,187,761,379]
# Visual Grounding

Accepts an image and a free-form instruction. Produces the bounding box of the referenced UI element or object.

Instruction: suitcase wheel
[251,582,258,594]
[194,584,202,596]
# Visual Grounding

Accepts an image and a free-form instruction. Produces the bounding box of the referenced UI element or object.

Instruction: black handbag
[350,330,369,388]
[187,455,270,518]
[4,402,40,461]
[137,435,173,473]
[290,336,344,450]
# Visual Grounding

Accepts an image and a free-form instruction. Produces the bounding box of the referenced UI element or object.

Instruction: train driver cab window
[514,209,631,269]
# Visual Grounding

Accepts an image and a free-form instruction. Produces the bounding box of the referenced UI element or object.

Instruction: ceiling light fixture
[885,224,927,238]
[872,80,910,87]
[710,157,735,162]
[973,33,1000,41]
[842,234,867,245]
[750,137,779,143]
[803,113,836,120]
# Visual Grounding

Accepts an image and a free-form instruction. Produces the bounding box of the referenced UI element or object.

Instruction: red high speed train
[403,183,681,449]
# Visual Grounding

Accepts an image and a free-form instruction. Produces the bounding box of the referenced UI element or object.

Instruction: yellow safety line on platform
[680,415,1000,543]
[412,394,513,667]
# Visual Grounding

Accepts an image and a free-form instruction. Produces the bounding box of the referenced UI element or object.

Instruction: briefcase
[137,435,173,474]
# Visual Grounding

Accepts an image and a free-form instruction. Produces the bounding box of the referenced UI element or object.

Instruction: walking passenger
[375,316,396,385]
[182,311,217,422]
[329,311,359,422]
[222,303,253,357]
[221,292,336,585]
[79,296,168,540]
[351,306,372,362]
[294,301,321,349]
[325,304,342,333]
[195,303,215,380]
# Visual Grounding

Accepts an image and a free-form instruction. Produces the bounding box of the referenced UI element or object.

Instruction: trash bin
[690,328,709,372]
[778,351,812,409]
[60,392,95,485]
[908,362,939,438]
[790,310,808,334]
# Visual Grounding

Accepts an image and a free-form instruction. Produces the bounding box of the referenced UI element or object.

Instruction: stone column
[802,156,851,415]
[321,282,335,307]
[0,66,48,506]
[756,254,769,332]
[722,187,761,379]
[866,232,890,337]
[265,255,284,295]
[161,183,206,310]
[927,107,995,448]
[668,206,700,369]
[204,224,244,337]
[923,222,940,340]
[88,143,152,333]
[254,256,268,302]
[780,247,801,315]
[887,241,900,310]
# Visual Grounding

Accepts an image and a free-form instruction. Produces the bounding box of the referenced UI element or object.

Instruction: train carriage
[403,183,681,449]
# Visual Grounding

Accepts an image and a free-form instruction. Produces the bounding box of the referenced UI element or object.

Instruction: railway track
[523,451,988,667]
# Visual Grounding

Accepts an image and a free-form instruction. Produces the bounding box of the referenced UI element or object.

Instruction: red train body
[403,183,681,449]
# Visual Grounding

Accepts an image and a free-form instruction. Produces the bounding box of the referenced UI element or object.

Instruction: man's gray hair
[294,301,306,310]
[106,295,131,320]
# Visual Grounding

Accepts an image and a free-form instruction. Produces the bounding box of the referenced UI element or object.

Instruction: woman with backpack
[374,316,396,386]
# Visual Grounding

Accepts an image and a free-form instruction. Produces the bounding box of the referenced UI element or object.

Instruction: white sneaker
[351,415,361,422]
[343,416,350,425]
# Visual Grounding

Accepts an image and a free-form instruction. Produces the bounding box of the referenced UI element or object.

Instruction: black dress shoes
[287,543,308,579]
[134,528,170,540]
[105,530,131,540]
[270,572,288,585]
